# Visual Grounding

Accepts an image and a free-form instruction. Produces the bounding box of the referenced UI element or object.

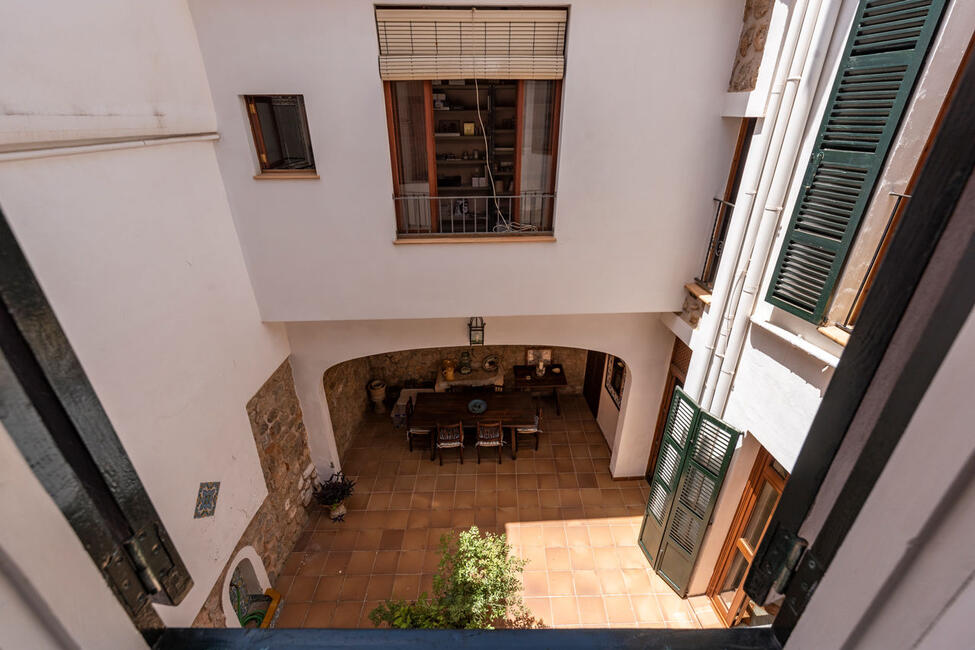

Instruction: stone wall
[366,345,587,394]
[323,355,371,462]
[728,0,773,92]
[193,357,314,627]
[324,345,588,463]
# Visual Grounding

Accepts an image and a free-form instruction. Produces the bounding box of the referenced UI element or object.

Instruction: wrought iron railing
[695,198,736,290]
[394,193,556,237]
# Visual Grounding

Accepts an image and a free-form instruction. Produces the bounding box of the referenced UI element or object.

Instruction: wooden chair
[512,407,542,459]
[405,397,433,455]
[436,421,465,465]
[475,420,503,464]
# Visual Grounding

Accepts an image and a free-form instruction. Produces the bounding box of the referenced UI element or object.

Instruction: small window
[605,356,625,409]
[244,95,316,174]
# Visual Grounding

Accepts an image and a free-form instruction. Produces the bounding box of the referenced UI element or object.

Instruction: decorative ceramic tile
[194,481,220,518]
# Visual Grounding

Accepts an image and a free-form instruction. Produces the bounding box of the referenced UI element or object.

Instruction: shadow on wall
[322,345,588,463]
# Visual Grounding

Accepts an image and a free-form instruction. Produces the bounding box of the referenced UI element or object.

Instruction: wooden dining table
[411,392,537,459]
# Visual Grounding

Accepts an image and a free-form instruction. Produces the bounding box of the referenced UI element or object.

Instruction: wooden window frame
[383,77,562,239]
[707,448,787,627]
[244,94,318,178]
[697,118,755,290]
[604,355,624,409]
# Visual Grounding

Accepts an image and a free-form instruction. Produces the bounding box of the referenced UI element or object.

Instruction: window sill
[253,172,320,180]
[685,282,713,306]
[817,324,851,347]
[394,235,556,245]
[750,316,841,368]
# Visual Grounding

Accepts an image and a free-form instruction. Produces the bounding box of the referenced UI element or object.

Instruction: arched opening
[322,345,608,464]
[222,548,272,628]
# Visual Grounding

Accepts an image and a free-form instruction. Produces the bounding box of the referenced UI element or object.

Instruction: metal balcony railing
[695,198,735,290]
[394,193,556,237]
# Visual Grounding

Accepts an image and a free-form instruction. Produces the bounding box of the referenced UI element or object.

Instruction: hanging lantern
[468,317,485,345]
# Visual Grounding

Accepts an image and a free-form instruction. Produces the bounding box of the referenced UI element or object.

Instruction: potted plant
[313,472,356,521]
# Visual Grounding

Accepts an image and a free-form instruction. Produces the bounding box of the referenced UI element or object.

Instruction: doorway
[706,447,788,627]
[582,350,606,418]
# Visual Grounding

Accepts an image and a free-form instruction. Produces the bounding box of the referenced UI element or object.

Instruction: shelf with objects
[384,78,562,237]
[432,80,518,234]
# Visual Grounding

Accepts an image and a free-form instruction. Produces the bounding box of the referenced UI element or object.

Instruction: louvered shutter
[766,0,948,323]
[639,388,698,567]
[655,412,740,596]
[375,8,567,81]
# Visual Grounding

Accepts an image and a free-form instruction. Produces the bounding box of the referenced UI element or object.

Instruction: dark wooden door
[583,350,606,418]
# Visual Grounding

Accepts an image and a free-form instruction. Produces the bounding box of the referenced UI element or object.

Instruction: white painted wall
[0,423,147,649]
[188,0,744,322]
[286,313,675,478]
[0,0,216,148]
[0,142,291,626]
[595,356,622,449]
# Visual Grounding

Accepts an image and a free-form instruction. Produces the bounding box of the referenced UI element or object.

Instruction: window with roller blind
[765,0,948,325]
[377,7,566,238]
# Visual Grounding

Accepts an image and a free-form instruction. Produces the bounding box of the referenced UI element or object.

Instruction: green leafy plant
[369,526,542,629]
[312,471,355,507]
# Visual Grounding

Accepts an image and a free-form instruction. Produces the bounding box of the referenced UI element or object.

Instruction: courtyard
[272,394,720,629]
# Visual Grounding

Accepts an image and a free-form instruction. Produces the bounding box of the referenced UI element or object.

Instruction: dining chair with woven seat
[404,397,433,456]
[512,407,542,459]
[436,421,465,465]
[475,420,504,464]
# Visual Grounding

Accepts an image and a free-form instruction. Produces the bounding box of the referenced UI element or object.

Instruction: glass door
[707,448,788,627]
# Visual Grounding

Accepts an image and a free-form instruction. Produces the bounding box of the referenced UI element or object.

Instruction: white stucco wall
[188,0,744,322]
[0,142,291,626]
[286,313,675,478]
[0,0,216,148]
[0,423,147,650]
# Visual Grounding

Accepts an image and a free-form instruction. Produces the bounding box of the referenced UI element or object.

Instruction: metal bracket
[744,526,807,604]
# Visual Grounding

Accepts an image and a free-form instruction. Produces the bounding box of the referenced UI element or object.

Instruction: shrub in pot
[313,472,356,521]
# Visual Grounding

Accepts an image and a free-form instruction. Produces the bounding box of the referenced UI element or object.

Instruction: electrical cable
[474,77,536,233]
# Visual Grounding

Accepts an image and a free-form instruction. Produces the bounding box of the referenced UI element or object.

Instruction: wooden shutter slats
[376,8,566,80]
[766,0,946,323]
[639,389,742,596]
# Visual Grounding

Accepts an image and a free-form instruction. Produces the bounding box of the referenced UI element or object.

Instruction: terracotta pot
[329,503,347,520]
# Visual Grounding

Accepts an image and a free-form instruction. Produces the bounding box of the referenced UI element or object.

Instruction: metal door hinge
[744,526,808,603]
[103,525,192,616]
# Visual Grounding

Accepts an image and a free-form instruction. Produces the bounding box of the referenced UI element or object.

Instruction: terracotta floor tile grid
[273,395,718,630]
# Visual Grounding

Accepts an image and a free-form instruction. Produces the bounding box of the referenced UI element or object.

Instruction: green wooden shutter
[639,388,698,567]
[639,389,742,596]
[655,412,740,596]
[766,0,949,323]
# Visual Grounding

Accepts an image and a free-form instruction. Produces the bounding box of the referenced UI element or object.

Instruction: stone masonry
[728,0,774,92]
[193,357,315,627]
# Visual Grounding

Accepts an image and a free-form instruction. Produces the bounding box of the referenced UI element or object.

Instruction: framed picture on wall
[605,355,625,409]
[526,349,552,365]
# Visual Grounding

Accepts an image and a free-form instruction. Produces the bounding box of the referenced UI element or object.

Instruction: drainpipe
[710,0,844,415]
[683,0,814,402]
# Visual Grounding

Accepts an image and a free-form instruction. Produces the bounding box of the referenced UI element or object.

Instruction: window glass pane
[393,81,429,188]
[719,550,748,609]
[251,95,315,170]
[742,481,779,550]
[519,80,557,228]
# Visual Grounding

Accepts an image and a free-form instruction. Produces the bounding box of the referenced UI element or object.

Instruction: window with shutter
[375,8,567,81]
[766,0,949,323]
[639,388,741,596]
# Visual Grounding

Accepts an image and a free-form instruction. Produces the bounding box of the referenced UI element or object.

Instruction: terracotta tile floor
[274,394,721,630]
